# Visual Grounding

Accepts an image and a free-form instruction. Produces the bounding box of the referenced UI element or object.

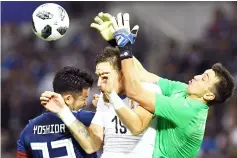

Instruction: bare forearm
[133,56,146,72]
[133,57,160,83]
[115,107,143,135]
[108,90,152,135]
[67,120,101,154]
[121,58,156,113]
[121,58,143,97]
[109,92,153,135]
[57,107,101,154]
[145,72,160,83]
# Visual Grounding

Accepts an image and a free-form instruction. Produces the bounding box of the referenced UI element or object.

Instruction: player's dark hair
[209,63,235,105]
[95,46,121,71]
[53,67,93,95]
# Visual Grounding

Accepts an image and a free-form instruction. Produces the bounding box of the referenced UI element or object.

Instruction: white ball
[32,3,69,41]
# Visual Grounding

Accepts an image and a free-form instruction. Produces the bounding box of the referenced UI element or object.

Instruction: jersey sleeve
[91,94,105,127]
[157,78,187,96]
[17,126,31,158]
[154,93,196,127]
[74,110,95,127]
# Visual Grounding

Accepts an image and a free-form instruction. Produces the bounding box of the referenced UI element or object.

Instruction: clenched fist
[40,91,67,114]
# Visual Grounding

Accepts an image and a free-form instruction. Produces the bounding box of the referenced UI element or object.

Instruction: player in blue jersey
[16,66,98,158]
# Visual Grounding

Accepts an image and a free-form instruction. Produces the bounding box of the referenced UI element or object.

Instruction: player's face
[65,88,90,111]
[187,69,219,101]
[95,62,123,94]
[74,88,90,110]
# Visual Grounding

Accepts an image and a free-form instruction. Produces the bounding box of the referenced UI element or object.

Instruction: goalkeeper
[92,12,235,158]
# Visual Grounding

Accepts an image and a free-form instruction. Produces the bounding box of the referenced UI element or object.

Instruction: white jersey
[91,83,162,158]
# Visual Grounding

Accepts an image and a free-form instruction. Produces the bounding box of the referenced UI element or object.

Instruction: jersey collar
[120,95,126,99]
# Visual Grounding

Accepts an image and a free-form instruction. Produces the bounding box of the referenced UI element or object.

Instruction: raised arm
[100,68,161,136]
[107,82,161,135]
[40,91,103,154]
[64,117,103,154]
[133,56,160,83]
[90,12,159,85]
[110,13,157,113]
[121,60,156,113]
[98,70,152,136]
[109,91,153,136]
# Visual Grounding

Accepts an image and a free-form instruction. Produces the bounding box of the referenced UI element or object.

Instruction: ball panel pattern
[36,11,53,20]
[57,27,68,35]
[32,3,70,41]
[41,25,52,39]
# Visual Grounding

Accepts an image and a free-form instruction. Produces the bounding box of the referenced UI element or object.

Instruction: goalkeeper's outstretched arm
[133,56,160,83]
[108,12,158,113]
[121,58,157,113]
[90,12,159,84]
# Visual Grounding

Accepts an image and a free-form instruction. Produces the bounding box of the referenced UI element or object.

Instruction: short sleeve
[158,78,187,97]
[91,95,105,127]
[154,93,196,127]
[17,126,31,157]
[74,110,95,127]
[17,130,27,152]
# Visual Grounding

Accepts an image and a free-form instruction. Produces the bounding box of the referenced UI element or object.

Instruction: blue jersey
[17,110,98,158]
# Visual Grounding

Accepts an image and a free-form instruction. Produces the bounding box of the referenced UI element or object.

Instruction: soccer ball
[32,3,69,41]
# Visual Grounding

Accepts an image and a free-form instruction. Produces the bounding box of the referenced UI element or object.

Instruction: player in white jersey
[92,84,160,158]
[40,47,162,158]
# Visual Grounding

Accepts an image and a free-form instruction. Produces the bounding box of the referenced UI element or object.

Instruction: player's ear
[63,94,74,106]
[203,92,215,102]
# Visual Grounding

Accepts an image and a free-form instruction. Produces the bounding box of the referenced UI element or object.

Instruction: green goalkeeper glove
[90,12,115,41]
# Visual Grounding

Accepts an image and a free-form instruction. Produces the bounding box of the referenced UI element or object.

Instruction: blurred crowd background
[1,1,237,158]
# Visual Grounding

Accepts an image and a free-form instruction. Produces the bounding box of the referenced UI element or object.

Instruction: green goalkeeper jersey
[153,78,208,158]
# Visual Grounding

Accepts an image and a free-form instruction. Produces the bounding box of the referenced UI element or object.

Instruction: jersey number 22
[30,138,76,158]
